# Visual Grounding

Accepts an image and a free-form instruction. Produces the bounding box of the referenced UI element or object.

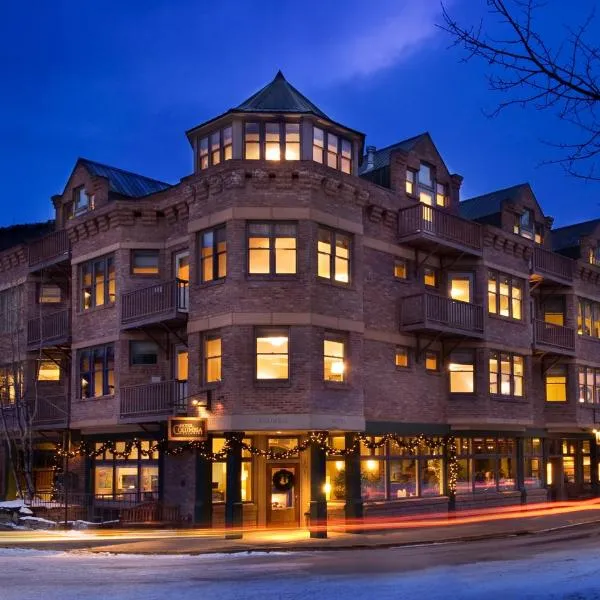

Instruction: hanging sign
[168,417,208,442]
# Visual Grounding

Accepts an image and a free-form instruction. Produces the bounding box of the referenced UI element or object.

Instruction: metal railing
[532,247,574,283]
[121,279,189,325]
[534,319,576,352]
[401,292,484,334]
[398,204,483,252]
[27,309,70,346]
[120,379,188,418]
[28,230,70,268]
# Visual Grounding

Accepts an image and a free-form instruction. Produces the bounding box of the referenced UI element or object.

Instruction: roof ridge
[79,157,171,187]
[552,217,600,232]
[462,182,529,203]
[366,133,429,156]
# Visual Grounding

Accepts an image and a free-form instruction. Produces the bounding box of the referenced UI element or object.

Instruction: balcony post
[225,432,244,539]
[344,432,363,533]
[194,435,213,528]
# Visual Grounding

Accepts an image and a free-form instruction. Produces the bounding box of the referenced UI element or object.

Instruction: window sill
[324,381,350,390]
[448,393,477,399]
[317,277,353,290]
[195,278,226,289]
[246,274,300,282]
[577,333,600,343]
[254,379,291,388]
[488,313,524,325]
[490,395,528,403]
[77,303,116,316]
[75,394,115,403]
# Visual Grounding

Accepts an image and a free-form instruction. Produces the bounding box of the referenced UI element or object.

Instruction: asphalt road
[3,525,600,599]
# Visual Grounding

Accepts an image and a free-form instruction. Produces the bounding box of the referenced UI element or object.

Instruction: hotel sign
[168,417,208,442]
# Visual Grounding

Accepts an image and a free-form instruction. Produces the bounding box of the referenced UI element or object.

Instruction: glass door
[267,464,299,528]
[174,251,189,311]
[174,345,188,412]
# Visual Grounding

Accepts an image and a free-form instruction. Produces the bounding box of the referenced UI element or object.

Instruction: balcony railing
[121,279,188,327]
[28,230,70,268]
[401,292,484,335]
[398,204,483,253]
[532,247,574,284]
[0,395,68,429]
[533,320,576,353]
[27,309,70,347]
[120,379,188,419]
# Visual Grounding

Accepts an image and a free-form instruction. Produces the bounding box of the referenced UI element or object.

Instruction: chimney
[366,145,376,171]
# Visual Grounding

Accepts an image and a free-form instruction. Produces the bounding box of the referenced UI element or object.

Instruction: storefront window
[361,458,386,500]
[211,438,253,502]
[524,438,543,488]
[325,459,346,501]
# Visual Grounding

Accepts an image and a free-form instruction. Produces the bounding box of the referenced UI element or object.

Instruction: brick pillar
[194,436,212,528]
[344,432,363,533]
[225,432,243,539]
[309,435,327,539]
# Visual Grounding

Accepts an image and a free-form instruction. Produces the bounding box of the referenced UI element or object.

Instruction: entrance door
[174,345,188,412]
[174,251,190,311]
[267,464,300,527]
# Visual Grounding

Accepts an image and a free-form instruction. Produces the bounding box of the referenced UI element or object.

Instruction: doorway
[267,464,300,528]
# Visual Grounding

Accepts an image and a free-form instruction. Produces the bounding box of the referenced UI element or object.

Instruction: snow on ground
[0,546,600,600]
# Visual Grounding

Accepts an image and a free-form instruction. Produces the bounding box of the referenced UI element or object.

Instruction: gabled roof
[358,133,430,175]
[551,218,600,251]
[459,183,530,221]
[0,221,55,253]
[235,70,329,119]
[77,158,172,198]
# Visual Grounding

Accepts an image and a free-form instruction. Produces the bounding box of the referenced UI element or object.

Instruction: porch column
[309,433,327,539]
[194,435,212,528]
[516,437,526,504]
[344,432,363,533]
[591,435,599,497]
[225,432,243,539]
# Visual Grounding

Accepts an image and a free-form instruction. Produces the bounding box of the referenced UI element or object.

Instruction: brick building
[1,71,599,532]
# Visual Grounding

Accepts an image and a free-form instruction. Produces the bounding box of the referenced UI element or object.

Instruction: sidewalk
[1,501,600,555]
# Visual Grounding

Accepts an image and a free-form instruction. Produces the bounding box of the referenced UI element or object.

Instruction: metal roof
[0,221,55,253]
[459,183,530,220]
[358,133,430,175]
[551,218,600,251]
[79,159,171,198]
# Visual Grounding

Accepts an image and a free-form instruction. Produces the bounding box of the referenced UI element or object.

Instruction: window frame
[242,120,302,162]
[394,259,409,281]
[130,249,160,277]
[395,346,410,368]
[545,365,568,402]
[247,222,298,277]
[425,351,440,372]
[199,226,227,283]
[312,127,352,174]
[323,334,347,383]
[487,270,523,320]
[129,340,159,366]
[578,366,600,404]
[198,124,233,170]
[317,226,352,285]
[79,254,116,311]
[204,334,223,385]
[489,351,524,398]
[255,327,290,382]
[38,283,62,304]
[449,350,476,394]
[78,344,115,399]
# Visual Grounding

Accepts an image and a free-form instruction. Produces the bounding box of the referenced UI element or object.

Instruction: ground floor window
[93,440,159,501]
[524,438,543,488]
[211,438,253,503]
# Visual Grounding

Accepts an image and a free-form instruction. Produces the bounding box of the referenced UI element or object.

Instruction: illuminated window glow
[318,228,350,283]
[205,336,222,383]
[449,350,475,393]
[248,223,297,275]
[324,338,345,382]
[256,329,289,380]
[489,352,523,397]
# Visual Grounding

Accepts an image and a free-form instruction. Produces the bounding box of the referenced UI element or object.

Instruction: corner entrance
[267,463,300,527]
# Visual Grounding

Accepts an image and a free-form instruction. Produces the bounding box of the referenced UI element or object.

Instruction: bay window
[578,366,600,404]
[488,270,522,319]
[324,337,346,382]
[248,222,297,275]
[80,254,115,310]
[244,123,260,159]
[312,127,352,173]
[242,121,301,161]
[449,350,475,393]
[79,344,115,398]
[489,352,524,397]
[256,328,289,380]
[317,227,351,283]
[578,298,600,338]
[198,125,233,170]
[204,335,222,384]
[200,226,227,282]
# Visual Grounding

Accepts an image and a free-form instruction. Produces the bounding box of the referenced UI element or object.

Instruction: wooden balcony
[400,292,484,337]
[120,379,188,420]
[398,204,483,255]
[28,230,70,270]
[0,395,68,430]
[27,309,70,349]
[533,320,576,355]
[531,247,574,286]
[121,279,189,330]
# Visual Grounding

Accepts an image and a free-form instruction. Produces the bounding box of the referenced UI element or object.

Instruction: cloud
[327,1,450,80]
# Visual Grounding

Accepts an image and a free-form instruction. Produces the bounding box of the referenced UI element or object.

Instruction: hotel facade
[1,72,600,531]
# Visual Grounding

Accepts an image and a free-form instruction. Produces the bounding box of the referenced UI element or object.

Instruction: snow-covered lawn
[0,545,599,600]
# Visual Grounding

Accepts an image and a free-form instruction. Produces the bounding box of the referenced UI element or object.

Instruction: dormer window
[73,186,94,216]
[413,163,445,207]
[589,246,600,267]
[243,122,301,162]
[312,127,352,174]
[198,125,233,170]
[513,209,543,243]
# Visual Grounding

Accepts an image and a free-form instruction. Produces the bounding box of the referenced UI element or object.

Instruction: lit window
[449,275,472,303]
[394,259,408,280]
[199,125,233,169]
[265,123,281,160]
[200,227,227,282]
[327,133,338,168]
[256,329,289,380]
[395,347,409,368]
[340,139,352,174]
[488,270,522,319]
[545,365,567,402]
[418,164,434,206]
[449,350,475,393]
[222,126,233,161]
[489,352,523,397]
[205,336,222,383]
[248,223,297,275]
[425,351,439,372]
[436,183,447,207]
[317,228,350,283]
[39,283,61,304]
[199,137,209,169]
[324,338,345,382]
[313,127,324,163]
[589,247,600,267]
[424,267,437,288]
[210,132,221,165]
[79,344,114,398]
[534,224,544,245]
[80,255,115,310]
[212,438,253,502]
[131,250,159,275]
[513,209,535,240]
[543,296,565,326]
[244,123,260,159]
[285,123,300,160]
[130,341,159,365]
[406,170,415,195]
[37,360,60,381]
[73,186,94,216]
[0,366,22,404]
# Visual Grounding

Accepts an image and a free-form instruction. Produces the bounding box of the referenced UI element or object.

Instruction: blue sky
[0,0,599,227]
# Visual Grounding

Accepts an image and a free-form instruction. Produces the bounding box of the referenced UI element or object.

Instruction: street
[2,524,600,599]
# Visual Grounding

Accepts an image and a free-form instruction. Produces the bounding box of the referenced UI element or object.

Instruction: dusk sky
[1,0,599,228]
